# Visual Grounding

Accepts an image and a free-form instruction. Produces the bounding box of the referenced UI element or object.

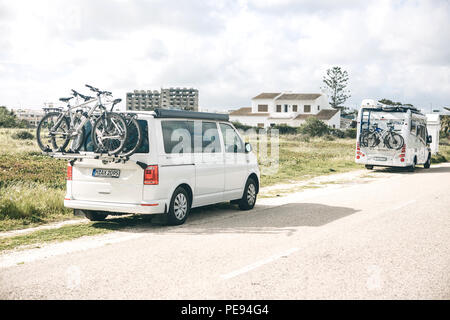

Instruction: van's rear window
[80,119,149,154]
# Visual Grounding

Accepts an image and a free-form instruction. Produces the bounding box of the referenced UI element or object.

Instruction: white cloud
[0,0,449,110]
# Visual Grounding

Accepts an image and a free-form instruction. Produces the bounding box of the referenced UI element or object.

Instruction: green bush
[330,129,345,138]
[231,121,256,131]
[12,130,34,140]
[0,107,27,128]
[344,128,357,139]
[270,124,298,135]
[298,117,330,137]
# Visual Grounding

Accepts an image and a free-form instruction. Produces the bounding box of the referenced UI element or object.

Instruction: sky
[0,0,449,111]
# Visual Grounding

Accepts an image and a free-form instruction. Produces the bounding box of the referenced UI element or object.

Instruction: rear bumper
[64,199,167,214]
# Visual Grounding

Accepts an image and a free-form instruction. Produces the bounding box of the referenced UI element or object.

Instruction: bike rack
[45,152,147,170]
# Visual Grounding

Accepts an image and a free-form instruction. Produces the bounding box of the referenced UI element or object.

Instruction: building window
[293,105,298,112]
[276,105,281,112]
[257,104,268,112]
[284,105,288,112]
[257,123,264,128]
[318,105,320,111]
[304,105,311,113]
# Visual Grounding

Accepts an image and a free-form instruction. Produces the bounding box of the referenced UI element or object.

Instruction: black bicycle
[360,122,404,150]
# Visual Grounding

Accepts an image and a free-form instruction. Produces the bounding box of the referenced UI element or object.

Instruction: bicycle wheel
[68,118,86,153]
[384,132,404,150]
[36,112,70,152]
[360,131,369,147]
[120,116,143,157]
[367,132,380,147]
[91,112,128,155]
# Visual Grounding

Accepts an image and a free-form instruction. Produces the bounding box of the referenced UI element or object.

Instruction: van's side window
[219,123,244,153]
[202,122,221,153]
[411,120,417,135]
[162,120,193,154]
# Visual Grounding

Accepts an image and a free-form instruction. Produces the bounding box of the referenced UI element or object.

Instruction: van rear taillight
[67,165,72,181]
[144,165,159,185]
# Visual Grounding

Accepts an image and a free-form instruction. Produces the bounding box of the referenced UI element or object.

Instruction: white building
[229,92,341,128]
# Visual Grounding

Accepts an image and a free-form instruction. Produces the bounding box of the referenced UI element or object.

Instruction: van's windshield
[360,109,405,133]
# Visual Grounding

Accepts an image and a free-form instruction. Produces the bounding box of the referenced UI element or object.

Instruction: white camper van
[355,100,432,171]
[63,109,260,225]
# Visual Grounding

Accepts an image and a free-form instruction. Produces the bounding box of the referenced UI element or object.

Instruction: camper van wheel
[167,186,190,226]
[424,154,431,169]
[408,157,417,172]
[365,165,374,170]
[82,210,108,221]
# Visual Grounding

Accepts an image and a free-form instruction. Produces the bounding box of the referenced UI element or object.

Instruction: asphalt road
[1,164,449,299]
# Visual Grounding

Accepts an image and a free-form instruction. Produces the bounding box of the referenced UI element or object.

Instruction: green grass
[252,134,359,187]
[0,215,158,252]
[0,223,111,252]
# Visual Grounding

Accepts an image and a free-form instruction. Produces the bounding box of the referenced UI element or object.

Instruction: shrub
[344,128,357,139]
[231,121,256,131]
[330,128,345,138]
[12,130,34,140]
[0,106,27,128]
[270,124,298,135]
[298,117,330,137]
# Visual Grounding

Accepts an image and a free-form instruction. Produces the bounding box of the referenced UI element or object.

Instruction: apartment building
[126,87,199,111]
[13,108,45,127]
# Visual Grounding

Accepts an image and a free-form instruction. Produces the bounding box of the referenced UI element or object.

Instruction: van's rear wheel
[167,187,190,225]
[365,165,374,170]
[424,154,431,169]
[408,157,417,172]
[238,178,257,210]
[82,210,108,221]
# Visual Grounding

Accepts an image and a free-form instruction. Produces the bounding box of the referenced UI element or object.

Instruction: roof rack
[46,152,147,169]
[154,108,229,121]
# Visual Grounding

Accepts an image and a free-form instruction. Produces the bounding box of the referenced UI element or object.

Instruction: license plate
[92,168,120,178]
[373,157,387,161]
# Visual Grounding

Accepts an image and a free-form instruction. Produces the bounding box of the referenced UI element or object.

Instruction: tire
[36,112,70,152]
[167,187,190,225]
[385,132,404,150]
[68,119,86,152]
[365,165,374,170]
[424,154,431,169]
[120,116,143,157]
[238,178,257,210]
[407,157,417,172]
[91,112,128,155]
[83,210,108,221]
[367,132,380,148]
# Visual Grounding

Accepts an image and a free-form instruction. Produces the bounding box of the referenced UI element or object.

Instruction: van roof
[153,108,229,121]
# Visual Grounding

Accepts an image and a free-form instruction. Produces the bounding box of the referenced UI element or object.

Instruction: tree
[378,99,414,107]
[0,106,27,128]
[322,66,351,110]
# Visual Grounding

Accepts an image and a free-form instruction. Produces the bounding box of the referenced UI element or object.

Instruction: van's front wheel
[238,178,257,210]
[167,187,190,225]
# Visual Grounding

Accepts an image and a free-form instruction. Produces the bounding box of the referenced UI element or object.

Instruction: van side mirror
[427,135,432,143]
[245,142,252,153]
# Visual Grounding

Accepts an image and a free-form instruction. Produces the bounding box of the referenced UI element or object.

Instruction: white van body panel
[355,106,431,168]
[64,112,260,216]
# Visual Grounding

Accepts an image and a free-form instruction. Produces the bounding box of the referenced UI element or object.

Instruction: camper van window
[411,120,417,135]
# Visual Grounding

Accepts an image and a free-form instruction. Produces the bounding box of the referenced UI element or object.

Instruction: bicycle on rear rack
[36,85,128,155]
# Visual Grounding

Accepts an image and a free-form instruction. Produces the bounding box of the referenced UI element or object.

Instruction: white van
[64,109,260,225]
[356,101,432,171]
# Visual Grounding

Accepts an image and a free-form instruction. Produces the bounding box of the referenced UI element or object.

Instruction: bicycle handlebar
[85,84,112,96]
